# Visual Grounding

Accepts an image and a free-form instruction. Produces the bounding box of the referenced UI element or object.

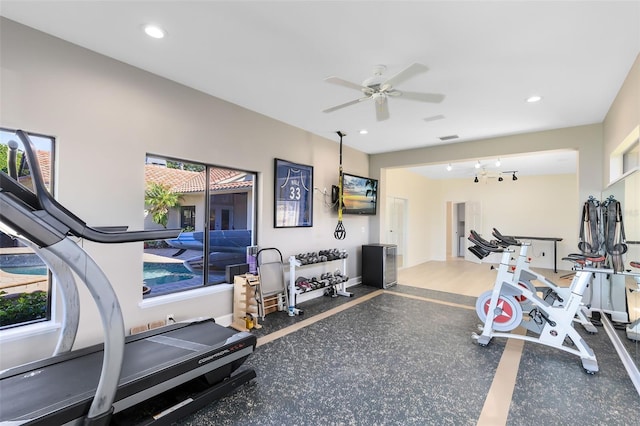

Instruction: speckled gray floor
[508,325,640,425]
[175,284,640,425]
[614,325,640,371]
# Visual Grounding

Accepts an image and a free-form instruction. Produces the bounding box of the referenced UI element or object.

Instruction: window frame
[143,153,257,297]
[0,127,55,330]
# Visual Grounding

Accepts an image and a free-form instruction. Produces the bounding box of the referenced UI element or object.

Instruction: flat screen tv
[341,173,378,215]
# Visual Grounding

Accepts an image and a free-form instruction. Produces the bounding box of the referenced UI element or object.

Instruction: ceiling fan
[322,63,444,121]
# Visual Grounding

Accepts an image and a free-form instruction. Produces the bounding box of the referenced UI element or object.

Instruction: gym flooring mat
[176,284,640,425]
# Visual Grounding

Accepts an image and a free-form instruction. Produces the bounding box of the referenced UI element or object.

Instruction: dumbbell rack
[288,253,351,316]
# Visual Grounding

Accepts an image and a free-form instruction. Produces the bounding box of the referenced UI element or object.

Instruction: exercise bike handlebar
[491,228,522,247]
[14,130,180,244]
[468,230,504,253]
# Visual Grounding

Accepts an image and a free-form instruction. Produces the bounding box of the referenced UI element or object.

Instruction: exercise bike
[468,230,602,374]
[491,228,598,334]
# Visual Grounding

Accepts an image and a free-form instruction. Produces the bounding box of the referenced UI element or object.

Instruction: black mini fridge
[361,244,397,288]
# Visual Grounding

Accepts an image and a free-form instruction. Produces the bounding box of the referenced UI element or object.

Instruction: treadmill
[0,130,257,425]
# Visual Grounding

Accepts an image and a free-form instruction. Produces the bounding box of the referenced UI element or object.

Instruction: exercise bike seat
[563,253,605,265]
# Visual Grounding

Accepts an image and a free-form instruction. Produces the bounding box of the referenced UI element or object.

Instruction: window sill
[139,283,233,309]
[0,320,61,344]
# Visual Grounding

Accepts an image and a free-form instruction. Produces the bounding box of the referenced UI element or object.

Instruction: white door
[464,201,482,263]
[452,202,466,258]
[210,205,234,230]
[386,196,407,268]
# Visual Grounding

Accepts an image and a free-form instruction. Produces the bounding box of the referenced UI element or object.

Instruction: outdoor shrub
[0,290,48,327]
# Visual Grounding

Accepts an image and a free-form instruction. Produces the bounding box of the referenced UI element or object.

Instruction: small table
[514,236,563,273]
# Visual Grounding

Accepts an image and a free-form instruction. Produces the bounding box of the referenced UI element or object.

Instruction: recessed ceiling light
[359,129,368,135]
[526,95,542,103]
[144,24,166,39]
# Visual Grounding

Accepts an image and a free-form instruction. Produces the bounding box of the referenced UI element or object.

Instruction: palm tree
[144,182,182,228]
[365,179,377,203]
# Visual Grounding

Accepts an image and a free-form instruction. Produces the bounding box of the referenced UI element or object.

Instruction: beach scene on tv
[342,174,378,215]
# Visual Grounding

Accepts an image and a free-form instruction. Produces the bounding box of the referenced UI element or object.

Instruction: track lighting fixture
[495,158,501,167]
[512,172,518,181]
[474,176,479,183]
[475,161,481,169]
[446,164,452,171]
[498,174,504,182]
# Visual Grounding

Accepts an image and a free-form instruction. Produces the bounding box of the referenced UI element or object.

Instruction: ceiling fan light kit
[323,62,445,121]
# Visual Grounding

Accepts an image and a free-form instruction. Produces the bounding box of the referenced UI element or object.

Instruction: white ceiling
[1,1,639,178]
[411,150,577,180]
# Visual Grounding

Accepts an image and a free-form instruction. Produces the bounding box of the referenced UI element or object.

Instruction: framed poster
[274,158,313,228]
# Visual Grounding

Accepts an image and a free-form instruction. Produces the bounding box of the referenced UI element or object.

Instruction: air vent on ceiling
[439,135,459,141]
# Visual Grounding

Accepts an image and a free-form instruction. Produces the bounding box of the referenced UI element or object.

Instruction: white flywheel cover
[475,290,523,332]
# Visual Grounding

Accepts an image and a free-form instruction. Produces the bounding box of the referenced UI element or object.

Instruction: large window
[0,128,54,329]
[180,206,196,230]
[623,140,639,174]
[143,155,256,297]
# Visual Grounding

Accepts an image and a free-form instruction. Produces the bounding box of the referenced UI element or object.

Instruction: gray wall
[0,18,371,367]
[1,17,637,370]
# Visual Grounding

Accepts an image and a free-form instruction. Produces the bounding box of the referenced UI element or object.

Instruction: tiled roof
[145,165,252,193]
[144,165,201,190]
[16,151,251,194]
[36,150,51,184]
[16,150,51,188]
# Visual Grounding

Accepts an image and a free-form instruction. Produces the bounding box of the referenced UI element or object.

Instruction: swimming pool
[1,263,197,287]
[142,263,196,286]
[1,265,48,275]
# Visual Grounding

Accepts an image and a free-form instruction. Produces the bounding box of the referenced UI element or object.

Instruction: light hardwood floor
[397,257,574,298]
[398,258,640,323]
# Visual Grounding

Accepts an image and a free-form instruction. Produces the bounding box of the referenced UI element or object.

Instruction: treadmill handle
[15,130,180,243]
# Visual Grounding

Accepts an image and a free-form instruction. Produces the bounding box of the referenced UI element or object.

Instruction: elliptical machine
[469,230,602,374]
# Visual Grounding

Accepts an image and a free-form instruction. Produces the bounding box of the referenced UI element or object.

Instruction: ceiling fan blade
[323,96,370,113]
[375,96,390,121]
[324,76,372,93]
[396,91,445,103]
[424,114,445,122]
[380,63,429,90]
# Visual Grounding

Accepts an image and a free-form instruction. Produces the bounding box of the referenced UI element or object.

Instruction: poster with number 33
[274,158,313,228]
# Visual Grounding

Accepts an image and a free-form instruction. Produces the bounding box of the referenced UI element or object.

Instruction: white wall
[0,17,636,370]
[386,169,578,270]
[370,124,603,247]
[383,168,441,266]
[0,18,371,368]
[604,54,639,184]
